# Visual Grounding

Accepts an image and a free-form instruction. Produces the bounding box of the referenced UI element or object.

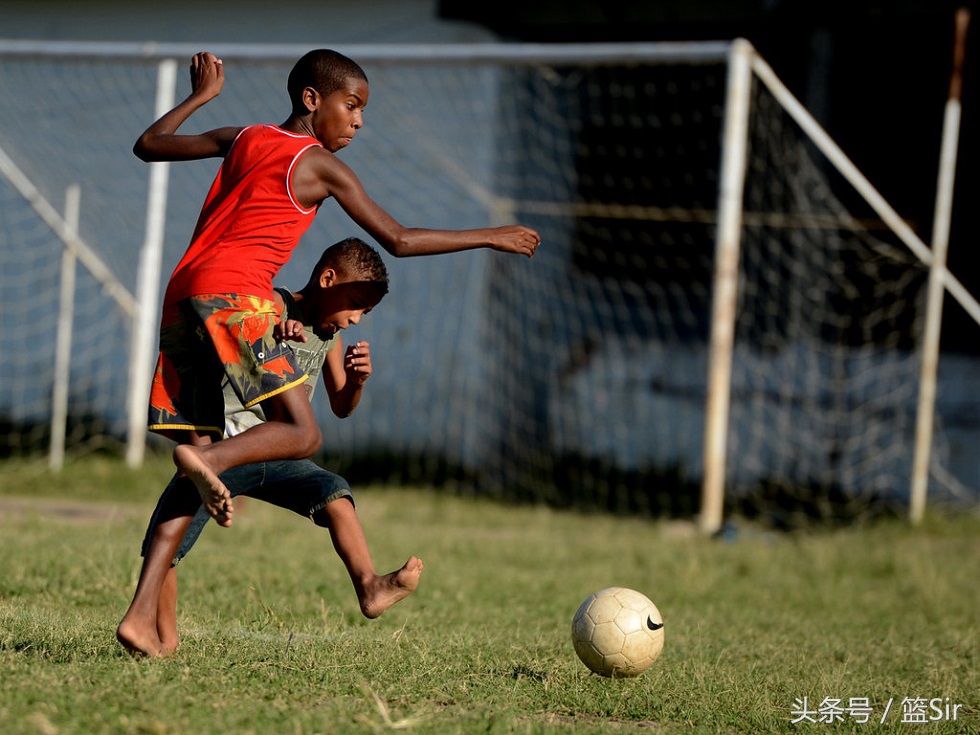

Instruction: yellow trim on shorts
[148,423,225,433]
[240,374,310,410]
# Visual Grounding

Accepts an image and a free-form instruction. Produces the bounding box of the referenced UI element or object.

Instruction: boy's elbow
[329,399,354,419]
[383,233,413,258]
[133,133,171,162]
[133,139,153,162]
[373,227,415,258]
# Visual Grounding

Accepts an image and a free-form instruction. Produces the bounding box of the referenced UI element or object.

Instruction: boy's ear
[302,86,319,113]
[318,267,337,288]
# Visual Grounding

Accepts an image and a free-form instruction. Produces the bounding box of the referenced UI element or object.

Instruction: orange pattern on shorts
[199,294,277,367]
[148,293,307,431]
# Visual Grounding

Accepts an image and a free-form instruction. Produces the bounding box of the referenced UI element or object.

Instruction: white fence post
[125,58,177,467]
[700,38,754,535]
[910,8,970,524]
[49,184,81,470]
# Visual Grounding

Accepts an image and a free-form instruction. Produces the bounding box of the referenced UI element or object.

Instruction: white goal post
[702,37,979,532]
[0,38,975,527]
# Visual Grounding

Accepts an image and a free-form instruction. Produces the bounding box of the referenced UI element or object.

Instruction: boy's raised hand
[344,341,372,385]
[189,52,225,102]
[133,51,241,162]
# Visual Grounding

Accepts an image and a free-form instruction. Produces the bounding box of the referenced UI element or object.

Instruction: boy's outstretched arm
[299,150,542,258]
[133,52,242,162]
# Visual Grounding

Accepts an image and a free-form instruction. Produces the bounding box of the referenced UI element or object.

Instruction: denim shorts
[141,459,353,564]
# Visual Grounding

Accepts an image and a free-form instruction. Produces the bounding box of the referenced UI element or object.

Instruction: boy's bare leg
[180,387,320,526]
[157,567,180,655]
[117,490,196,657]
[323,498,422,619]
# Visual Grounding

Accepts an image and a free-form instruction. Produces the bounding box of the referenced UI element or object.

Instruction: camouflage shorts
[148,293,307,435]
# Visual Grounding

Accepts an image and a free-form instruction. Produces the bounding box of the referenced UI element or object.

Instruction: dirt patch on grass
[0,496,140,524]
[535,712,662,730]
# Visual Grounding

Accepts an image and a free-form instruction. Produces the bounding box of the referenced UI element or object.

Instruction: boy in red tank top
[137,50,541,528]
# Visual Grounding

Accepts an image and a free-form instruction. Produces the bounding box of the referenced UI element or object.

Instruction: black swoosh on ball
[646,616,664,631]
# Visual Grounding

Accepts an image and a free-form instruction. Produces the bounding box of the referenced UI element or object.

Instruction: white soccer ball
[571,587,665,677]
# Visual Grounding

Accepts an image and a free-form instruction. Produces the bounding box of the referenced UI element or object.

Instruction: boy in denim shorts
[118,238,422,657]
[138,49,541,527]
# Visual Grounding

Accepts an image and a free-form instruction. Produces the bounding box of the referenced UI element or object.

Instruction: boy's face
[310,77,370,152]
[306,270,383,340]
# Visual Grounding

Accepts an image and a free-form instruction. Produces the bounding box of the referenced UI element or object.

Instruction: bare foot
[173,444,233,527]
[359,556,423,619]
[158,635,179,657]
[116,618,165,658]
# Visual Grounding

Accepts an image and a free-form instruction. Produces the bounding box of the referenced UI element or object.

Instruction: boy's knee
[292,424,321,458]
[303,427,322,457]
[154,519,191,546]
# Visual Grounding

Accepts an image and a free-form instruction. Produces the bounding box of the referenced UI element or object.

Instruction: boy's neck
[279,116,314,138]
[287,287,309,322]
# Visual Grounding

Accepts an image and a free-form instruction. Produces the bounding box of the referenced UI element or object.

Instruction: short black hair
[287,49,368,115]
[310,237,388,297]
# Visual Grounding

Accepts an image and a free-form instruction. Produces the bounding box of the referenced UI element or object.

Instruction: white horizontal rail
[0,39,732,65]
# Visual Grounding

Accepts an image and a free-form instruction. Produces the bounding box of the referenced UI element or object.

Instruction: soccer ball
[571,587,665,677]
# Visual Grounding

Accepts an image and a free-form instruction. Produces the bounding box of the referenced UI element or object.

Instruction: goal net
[0,41,974,522]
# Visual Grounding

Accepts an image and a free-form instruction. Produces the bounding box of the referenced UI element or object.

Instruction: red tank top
[164,125,321,305]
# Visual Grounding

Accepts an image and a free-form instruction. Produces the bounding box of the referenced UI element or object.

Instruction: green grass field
[1,456,977,734]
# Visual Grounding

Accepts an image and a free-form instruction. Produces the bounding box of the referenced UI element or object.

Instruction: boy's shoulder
[232,125,321,154]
